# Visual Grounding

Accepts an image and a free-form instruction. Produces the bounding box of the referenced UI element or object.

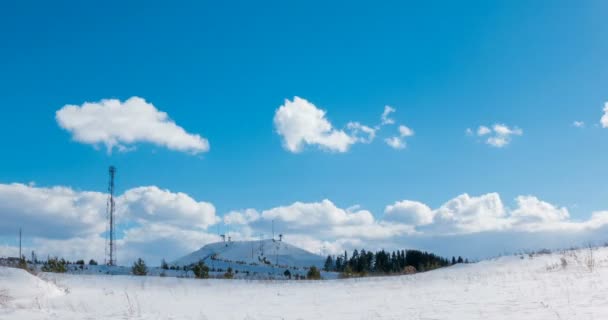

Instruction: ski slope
[1,247,608,319]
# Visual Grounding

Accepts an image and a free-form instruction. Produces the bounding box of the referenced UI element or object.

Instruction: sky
[2,0,608,265]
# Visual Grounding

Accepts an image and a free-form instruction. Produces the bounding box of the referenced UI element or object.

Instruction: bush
[284,269,292,279]
[223,267,234,279]
[17,256,28,270]
[89,259,98,266]
[161,259,169,270]
[41,257,67,273]
[131,258,148,276]
[192,260,209,279]
[306,266,321,280]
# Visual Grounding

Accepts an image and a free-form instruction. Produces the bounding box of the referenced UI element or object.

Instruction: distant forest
[323,249,467,276]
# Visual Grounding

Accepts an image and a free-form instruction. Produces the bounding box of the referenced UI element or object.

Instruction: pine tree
[131,258,148,276]
[306,266,321,280]
[323,255,334,272]
[161,259,169,270]
[192,260,210,279]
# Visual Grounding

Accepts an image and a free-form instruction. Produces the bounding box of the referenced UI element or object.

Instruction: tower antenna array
[105,166,117,266]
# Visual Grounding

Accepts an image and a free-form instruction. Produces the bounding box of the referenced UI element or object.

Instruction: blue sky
[2,1,608,263]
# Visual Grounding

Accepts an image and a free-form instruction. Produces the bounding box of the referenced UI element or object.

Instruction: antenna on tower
[105,166,117,266]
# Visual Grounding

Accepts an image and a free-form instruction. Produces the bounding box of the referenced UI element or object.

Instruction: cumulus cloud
[387,193,601,235]
[385,125,415,149]
[0,183,106,239]
[347,122,376,144]
[384,200,433,226]
[273,97,357,153]
[0,182,219,264]
[573,121,585,128]
[380,106,396,125]
[56,97,209,154]
[226,200,414,246]
[467,124,523,147]
[7,181,608,263]
[274,98,416,153]
[602,102,608,128]
[119,186,217,229]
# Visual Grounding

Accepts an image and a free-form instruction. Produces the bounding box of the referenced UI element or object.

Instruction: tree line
[323,249,467,276]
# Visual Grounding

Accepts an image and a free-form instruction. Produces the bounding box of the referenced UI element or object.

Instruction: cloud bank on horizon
[3,181,608,264]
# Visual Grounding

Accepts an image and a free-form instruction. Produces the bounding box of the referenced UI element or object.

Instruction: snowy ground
[1,247,608,319]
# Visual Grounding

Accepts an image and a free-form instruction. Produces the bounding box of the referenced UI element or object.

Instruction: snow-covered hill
[2,246,608,319]
[173,239,324,269]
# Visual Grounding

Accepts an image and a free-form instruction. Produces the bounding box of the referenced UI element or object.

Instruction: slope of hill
[172,239,324,268]
[2,246,608,319]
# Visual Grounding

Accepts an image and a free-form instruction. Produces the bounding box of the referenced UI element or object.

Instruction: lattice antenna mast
[106,166,117,266]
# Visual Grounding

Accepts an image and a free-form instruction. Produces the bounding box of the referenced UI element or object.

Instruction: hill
[172,239,324,269]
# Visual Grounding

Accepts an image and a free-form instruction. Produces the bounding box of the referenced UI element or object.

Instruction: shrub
[17,256,28,270]
[89,259,98,265]
[131,258,148,276]
[41,257,67,273]
[223,267,234,279]
[192,260,209,279]
[306,266,321,280]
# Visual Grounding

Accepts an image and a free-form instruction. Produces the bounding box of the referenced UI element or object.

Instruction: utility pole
[19,228,22,259]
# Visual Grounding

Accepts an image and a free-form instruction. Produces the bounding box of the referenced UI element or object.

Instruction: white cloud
[573,121,585,128]
[432,193,509,234]
[0,182,219,264]
[8,181,608,263]
[384,136,405,149]
[511,195,569,222]
[385,125,415,149]
[469,124,523,147]
[223,209,260,225]
[381,106,396,125]
[347,122,376,144]
[398,125,415,137]
[0,183,106,239]
[119,186,218,229]
[273,97,356,153]
[384,200,433,226]
[56,97,209,154]
[601,102,608,128]
[477,126,491,136]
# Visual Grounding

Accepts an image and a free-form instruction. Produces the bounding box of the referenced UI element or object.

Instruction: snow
[173,239,324,268]
[1,247,608,319]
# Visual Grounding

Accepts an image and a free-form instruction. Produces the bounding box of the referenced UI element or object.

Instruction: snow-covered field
[1,247,608,319]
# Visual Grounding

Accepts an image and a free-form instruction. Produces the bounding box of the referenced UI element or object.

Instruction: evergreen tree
[42,257,67,273]
[131,258,148,276]
[89,259,98,265]
[306,266,321,280]
[323,255,334,272]
[192,260,210,279]
[161,259,169,270]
